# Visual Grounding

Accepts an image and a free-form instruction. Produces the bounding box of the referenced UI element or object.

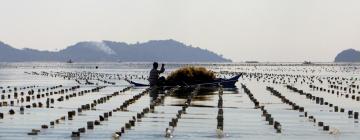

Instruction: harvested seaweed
[166,67,216,87]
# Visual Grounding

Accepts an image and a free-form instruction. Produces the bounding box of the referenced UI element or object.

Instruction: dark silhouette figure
[148,62,166,104]
[148,62,165,87]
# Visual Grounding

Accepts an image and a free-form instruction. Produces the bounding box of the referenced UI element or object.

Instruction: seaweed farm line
[0,63,360,140]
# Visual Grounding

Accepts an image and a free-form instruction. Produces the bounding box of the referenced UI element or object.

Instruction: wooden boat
[126,74,241,89]
[67,59,73,64]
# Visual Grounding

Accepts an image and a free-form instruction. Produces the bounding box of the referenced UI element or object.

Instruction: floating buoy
[94,120,101,125]
[9,109,15,115]
[87,121,94,129]
[354,112,359,119]
[78,127,86,133]
[112,132,121,139]
[41,125,48,129]
[27,129,40,135]
[323,125,330,131]
[318,122,324,127]
[71,131,80,137]
[122,121,131,130]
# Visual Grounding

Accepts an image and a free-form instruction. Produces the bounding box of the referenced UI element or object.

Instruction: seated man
[148,62,165,87]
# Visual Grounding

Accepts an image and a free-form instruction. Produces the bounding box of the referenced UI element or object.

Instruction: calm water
[0,62,360,140]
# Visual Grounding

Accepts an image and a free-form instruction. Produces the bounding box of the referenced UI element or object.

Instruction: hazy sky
[1,0,360,62]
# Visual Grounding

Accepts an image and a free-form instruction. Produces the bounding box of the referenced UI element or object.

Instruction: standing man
[148,62,165,87]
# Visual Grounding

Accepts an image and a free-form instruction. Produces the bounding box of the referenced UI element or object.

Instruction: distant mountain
[0,40,231,62]
[334,49,360,62]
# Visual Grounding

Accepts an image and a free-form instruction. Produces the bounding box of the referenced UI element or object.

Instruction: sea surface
[0,62,360,140]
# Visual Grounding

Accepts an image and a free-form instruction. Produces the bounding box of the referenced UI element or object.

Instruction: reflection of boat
[126,74,241,89]
[67,59,73,63]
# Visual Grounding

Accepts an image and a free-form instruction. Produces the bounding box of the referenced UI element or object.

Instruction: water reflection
[149,86,165,105]
[170,87,239,102]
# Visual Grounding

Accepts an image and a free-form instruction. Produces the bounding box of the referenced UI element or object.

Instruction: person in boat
[148,62,166,87]
[148,62,166,103]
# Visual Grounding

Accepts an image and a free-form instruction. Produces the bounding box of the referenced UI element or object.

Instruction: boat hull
[127,74,241,89]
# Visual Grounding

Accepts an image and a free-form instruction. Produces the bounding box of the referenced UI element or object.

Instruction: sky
[0,0,360,62]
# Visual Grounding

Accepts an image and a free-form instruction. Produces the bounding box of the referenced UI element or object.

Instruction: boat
[67,59,73,64]
[245,61,259,63]
[125,74,241,89]
[302,61,313,65]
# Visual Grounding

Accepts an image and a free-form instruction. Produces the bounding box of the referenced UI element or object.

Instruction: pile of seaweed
[166,66,216,87]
